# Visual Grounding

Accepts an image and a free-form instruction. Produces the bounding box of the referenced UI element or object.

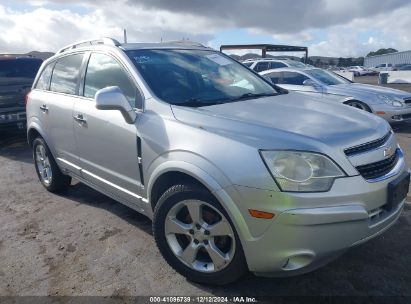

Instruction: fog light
[282,253,315,271]
[392,115,402,121]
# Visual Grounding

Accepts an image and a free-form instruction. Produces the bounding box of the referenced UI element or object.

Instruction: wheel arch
[147,161,253,242]
[27,122,59,160]
[343,99,373,112]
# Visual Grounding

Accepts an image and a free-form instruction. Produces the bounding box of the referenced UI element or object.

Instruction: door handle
[73,114,87,124]
[39,104,48,113]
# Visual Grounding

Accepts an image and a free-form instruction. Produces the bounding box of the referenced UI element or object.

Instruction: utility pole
[123,29,127,44]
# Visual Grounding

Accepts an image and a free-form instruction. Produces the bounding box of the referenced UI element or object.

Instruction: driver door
[73,52,146,209]
[279,71,322,94]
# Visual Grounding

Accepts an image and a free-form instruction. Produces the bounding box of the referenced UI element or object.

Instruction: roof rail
[57,37,121,54]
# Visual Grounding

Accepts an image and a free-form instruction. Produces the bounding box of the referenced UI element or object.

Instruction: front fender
[146,158,254,243]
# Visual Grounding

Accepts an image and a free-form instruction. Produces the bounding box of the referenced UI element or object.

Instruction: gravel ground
[1,91,411,297]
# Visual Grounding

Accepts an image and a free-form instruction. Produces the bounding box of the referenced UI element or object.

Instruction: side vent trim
[137,136,145,187]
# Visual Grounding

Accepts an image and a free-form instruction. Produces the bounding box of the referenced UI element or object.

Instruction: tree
[366,48,398,57]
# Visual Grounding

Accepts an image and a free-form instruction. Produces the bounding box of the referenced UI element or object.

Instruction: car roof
[259,67,316,74]
[46,38,214,65]
[120,42,212,51]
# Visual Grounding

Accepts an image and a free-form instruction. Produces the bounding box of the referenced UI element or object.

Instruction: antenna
[123,29,127,44]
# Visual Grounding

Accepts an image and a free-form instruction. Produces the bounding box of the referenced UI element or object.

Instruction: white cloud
[0,1,217,53]
[1,0,411,57]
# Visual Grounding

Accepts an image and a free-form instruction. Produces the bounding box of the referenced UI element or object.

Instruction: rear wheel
[153,184,247,285]
[345,100,372,112]
[33,137,71,192]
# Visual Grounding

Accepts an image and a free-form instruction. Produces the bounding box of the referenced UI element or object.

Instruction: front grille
[355,149,399,180]
[401,113,411,120]
[404,97,411,104]
[344,131,392,157]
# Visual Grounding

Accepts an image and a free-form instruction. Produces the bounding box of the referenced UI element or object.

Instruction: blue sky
[1,0,411,57]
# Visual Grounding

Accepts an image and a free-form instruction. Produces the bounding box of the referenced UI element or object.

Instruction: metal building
[220,44,308,63]
[364,50,411,67]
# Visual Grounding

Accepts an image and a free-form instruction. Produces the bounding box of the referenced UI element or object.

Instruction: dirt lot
[1,82,411,297]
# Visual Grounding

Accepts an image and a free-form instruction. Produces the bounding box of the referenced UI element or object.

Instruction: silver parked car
[26,38,409,284]
[242,58,307,72]
[260,67,411,122]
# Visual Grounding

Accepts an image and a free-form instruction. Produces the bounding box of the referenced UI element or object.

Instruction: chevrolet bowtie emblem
[383,146,394,158]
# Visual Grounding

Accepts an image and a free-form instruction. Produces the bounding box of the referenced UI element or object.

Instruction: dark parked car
[0,56,42,131]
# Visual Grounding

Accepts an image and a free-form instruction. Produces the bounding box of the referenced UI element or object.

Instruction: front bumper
[219,161,408,276]
[372,104,411,122]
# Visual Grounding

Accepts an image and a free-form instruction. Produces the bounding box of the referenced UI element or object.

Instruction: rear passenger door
[44,53,85,176]
[73,52,145,208]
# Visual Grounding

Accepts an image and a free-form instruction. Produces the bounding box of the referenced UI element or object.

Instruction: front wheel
[33,137,71,193]
[153,184,247,285]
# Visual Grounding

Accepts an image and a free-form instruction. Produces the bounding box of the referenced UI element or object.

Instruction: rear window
[35,64,54,90]
[254,62,270,72]
[50,54,83,95]
[270,62,287,69]
[0,59,42,78]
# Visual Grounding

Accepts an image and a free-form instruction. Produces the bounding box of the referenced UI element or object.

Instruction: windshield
[0,59,42,78]
[127,49,279,107]
[287,61,307,68]
[305,69,351,85]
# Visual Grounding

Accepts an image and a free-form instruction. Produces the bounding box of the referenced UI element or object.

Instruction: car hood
[329,83,411,99]
[171,92,390,152]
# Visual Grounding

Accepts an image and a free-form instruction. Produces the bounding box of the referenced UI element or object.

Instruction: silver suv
[26,38,410,284]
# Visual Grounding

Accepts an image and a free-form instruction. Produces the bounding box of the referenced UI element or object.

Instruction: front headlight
[378,95,403,107]
[260,151,346,192]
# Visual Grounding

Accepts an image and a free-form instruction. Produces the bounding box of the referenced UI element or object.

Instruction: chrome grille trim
[344,131,392,157]
[356,148,404,182]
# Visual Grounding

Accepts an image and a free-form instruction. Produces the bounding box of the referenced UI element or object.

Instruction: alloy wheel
[35,144,53,185]
[164,199,235,273]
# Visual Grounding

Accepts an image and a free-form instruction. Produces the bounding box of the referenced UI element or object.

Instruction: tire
[345,100,372,113]
[32,137,71,193]
[153,184,247,285]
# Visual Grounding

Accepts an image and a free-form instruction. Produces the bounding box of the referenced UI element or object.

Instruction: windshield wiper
[229,92,277,102]
[175,98,221,108]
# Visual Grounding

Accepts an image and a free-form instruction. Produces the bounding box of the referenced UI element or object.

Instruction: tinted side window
[84,53,138,107]
[270,62,287,69]
[254,62,270,72]
[282,72,309,85]
[35,64,53,90]
[266,72,282,84]
[50,54,83,95]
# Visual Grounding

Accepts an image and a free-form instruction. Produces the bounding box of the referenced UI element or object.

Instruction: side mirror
[263,75,273,84]
[303,79,317,87]
[95,86,137,124]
